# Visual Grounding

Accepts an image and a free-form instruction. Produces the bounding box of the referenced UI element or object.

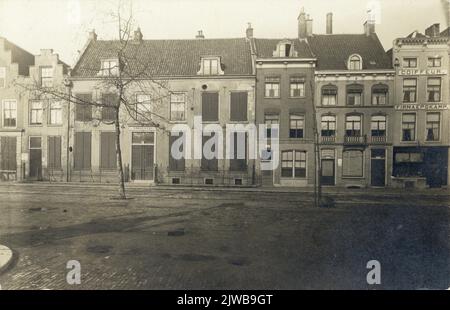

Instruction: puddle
[228,257,250,266]
[86,245,113,254]
[168,229,185,236]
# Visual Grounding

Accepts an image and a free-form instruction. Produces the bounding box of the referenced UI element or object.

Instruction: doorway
[131,132,154,181]
[29,136,42,180]
[320,149,335,186]
[371,149,385,187]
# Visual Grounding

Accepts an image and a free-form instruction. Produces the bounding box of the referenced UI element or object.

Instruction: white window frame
[100,59,119,76]
[30,100,44,125]
[49,101,63,125]
[198,57,224,75]
[135,94,152,121]
[348,54,362,70]
[170,92,186,122]
[40,66,54,87]
[2,99,17,128]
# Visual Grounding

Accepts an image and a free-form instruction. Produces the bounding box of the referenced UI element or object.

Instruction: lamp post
[63,77,72,182]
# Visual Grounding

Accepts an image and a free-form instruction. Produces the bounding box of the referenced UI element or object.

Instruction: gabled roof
[253,38,314,58]
[307,34,392,70]
[71,38,254,78]
[406,30,427,38]
[440,27,450,37]
[1,37,35,76]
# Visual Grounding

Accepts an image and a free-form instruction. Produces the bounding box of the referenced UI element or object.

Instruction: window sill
[228,120,249,123]
[289,96,306,99]
[169,120,188,124]
[48,124,63,127]
[342,176,364,179]
[264,97,281,99]
[29,124,43,127]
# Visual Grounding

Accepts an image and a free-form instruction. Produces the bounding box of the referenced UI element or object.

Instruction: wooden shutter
[1,137,17,171]
[83,132,91,169]
[202,92,218,122]
[74,132,91,170]
[230,92,247,122]
[100,132,116,169]
[169,135,185,171]
[75,94,92,121]
[48,136,62,169]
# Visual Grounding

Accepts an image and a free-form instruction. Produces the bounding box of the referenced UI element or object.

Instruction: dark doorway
[131,132,155,181]
[371,149,386,187]
[29,137,42,180]
[321,159,335,186]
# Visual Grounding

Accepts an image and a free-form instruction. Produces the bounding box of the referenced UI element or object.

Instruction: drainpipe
[64,77,73,182]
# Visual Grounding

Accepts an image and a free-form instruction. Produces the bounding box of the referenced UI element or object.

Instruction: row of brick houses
[0,8,449,189]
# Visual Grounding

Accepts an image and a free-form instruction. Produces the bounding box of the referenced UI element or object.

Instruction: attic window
[348,54,362,70]
[274,40,297,57]
[100,59,119,76]
[198,57,224,75]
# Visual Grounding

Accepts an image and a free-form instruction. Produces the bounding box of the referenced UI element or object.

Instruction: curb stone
[0,245,13,274]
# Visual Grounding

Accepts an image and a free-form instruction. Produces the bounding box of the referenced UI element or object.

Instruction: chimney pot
[364,20,375,36]
[298,7,307,39]
[89,29,97,41]
[326,13,333,34]
[246,23,254,39]
[196,30,205,39]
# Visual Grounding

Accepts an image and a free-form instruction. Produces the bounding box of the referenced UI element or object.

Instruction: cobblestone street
[0,183,450,289]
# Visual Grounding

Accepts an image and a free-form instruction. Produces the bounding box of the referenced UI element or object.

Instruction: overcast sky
[0,0,447,66]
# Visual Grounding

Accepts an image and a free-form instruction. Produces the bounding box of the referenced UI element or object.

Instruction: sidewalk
[2,181,450,196]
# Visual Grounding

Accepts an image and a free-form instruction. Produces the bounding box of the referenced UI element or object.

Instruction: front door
[29,137,42,180]
[131,132,154,181]
[371,149,385,187]
[321,159,335,186]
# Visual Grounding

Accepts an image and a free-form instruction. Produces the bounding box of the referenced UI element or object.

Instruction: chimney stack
[326,13,333,34]
[246,23,254,39]
[196,30,205,39]
[88,29,97,41]
[306,14,313,37]
[364,20,375,36]
[298,7,307,39]
[133,27,143,43]
[425,23,440,37]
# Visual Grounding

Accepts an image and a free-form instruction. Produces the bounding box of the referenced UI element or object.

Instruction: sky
[0,0,447,66]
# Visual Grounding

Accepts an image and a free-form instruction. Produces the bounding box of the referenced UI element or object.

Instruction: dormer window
[100,59,119,76]
[198,57,224,75]
[348,54,362,70]
[273,40,297,57]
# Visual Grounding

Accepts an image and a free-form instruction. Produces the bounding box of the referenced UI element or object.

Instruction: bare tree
[15,6,172,199]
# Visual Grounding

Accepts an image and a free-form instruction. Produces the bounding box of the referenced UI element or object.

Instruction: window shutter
[202,93,218,121]
[169,135,185,171]
[74,133,83,170]
[83,132,91,169]
[54,136,61,169]
[48,137,55,169]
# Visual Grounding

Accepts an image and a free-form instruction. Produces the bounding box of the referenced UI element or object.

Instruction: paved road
[0,183,449,289]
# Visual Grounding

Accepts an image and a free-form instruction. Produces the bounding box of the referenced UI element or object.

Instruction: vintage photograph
[0,0,449,294]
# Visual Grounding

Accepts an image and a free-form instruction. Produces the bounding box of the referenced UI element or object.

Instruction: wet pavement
[0,183,449,289]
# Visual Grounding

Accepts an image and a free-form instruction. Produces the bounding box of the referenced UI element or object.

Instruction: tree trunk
[114,109,126,199]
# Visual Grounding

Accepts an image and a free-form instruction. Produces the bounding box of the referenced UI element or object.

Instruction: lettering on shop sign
[398,69,447,76]
[395,104,450,111]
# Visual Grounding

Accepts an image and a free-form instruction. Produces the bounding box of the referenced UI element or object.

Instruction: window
[371,115,386,136]
[229,132,247,171]
[40,67,53,87]
[426,112,440,141]
[74,132,91,170]
[428,57,441,67]
[403,58,417,68]
[100,132,116,169]
[230,92,247,121]
[289,114,304,138]
[342,150,363,177]
[3,100,17,127]
[348,54,362,70]
[101,93,117,122]
[403,79,417,103]
[0,67,5,88]
[321,115,336,136]
[75,94,93,121]
[279,43,291,57]
[202,92,219,122]
[264,114,279,139]
[281,150,306,178]
[170,93,186,121]
[345,115,362,137]
[402,113,416,141]
[265,77,280,98]
[101,59,119,76]
[200,58,220,75]
[49,101,62,125]
[136,94,152,121]
[321,85,337,106]
[372,84,388,105]
[347,84,363,106]
[201,132,218,171]
[30,101,43,125]
[47,136,61,169]
[427,78,441,102]
[169,133,185,171]
[290,76,305,97]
